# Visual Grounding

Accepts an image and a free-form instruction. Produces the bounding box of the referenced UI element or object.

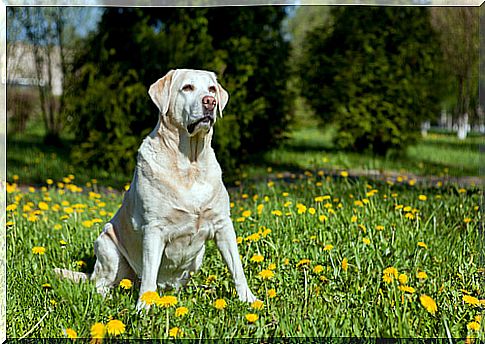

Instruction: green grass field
[6,169,483,339]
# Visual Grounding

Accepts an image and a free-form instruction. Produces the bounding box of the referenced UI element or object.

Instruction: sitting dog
[57,69,256,310]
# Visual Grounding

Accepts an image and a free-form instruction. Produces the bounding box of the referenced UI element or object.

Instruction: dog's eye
[208,86,217,93]
[182,84,194,92]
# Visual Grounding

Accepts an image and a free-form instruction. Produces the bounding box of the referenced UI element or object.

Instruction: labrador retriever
[57,69,256,310]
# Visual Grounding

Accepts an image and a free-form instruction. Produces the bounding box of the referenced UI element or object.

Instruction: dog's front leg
[136,229,165,311]
[215,219,256,303]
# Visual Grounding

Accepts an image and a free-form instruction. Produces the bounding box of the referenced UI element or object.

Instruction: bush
[65,7,292,178]
[299,7,442,155]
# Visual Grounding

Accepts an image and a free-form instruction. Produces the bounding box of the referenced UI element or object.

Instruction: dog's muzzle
[187,115,214,134]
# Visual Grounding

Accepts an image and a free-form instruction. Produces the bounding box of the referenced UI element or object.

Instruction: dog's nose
[202,96,217,112]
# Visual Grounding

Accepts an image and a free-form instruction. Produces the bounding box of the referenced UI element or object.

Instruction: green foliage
[65,8,291,177]
[299,7,442,155]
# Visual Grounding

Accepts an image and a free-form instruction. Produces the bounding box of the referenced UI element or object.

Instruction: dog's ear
[149,70,176,115]
[216,83,229,118]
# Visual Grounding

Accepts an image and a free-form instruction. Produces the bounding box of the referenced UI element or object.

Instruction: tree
[7,7,92,144]
[430,8,479,139]
[65,7,292,178]
[299,7,442,155]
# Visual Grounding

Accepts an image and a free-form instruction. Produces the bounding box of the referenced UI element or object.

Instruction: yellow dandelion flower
[242,210,252,218]
[296,203,307,214]
[267,289,277,298]
[313,265,324,274]
[341,258,348,271]
[268,263,276,271]
[106,319,125,336]
[319,215,328,222]
[251,300,264,310]
[464,218,471,224]
[323,244,334,251]
[90,322,106,339]
[262,228,272,237]
[63,328,77,339]
[32,246,46,255]
[351,215,357,223]
[245,233,260,242]
[158,295,178,308]
[59,240,68,246]
[259,269,275,280]
[53,224,62,230]
[384,267,399,278]
[382,274,393,284]
[363,237,370,245]
[354,200,364,207]
[417,242,427,249]
[272,210,282,216]
[119,279,132,290]
[140,291,160,306]
[214,299,227,310]
[463,295,480,306]
[169,327,183,338]
[308,207,316,215]
[245,313,259,323]
[76,260,87,268]
[38,201,49,210]
[340,171,349,177]
[296,259,311,267]
[82,220,94,228]
[417,271,428,280]
[205,275,217,284]
[418,195,427,201]
[420,294,438,315]
[175,306,189,317]
[257,204,264,214]
[250,254,264,263]
[398,285,415,294]
[398,274,408,285]
[467,321,480,331]
[474,315,482,322]
[6,204,17,211]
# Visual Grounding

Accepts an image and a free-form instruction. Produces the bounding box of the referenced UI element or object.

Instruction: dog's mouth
[187,115,214,134]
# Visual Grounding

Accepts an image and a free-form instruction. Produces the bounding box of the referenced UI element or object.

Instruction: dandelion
[464,218,471,224]
[398,286,416,294]
[214,299,227,310]
[158,295,178,308]
[341,258,348,271]
[467,321,480,331]
[417,271,428,280]
[257,204,264,214]
[245,233,261,242]
[418,195,427,201]
[308,207,316,215]
[319,215,328,222]
[6,204,17,211]
[76,260,87,268]
[245,313,259,323]
[420,294,438,315]
[340,171,349,178]
[242,210,252,217]
[323,244,334,251]
[296,259,311,267]
[32,246,46,255]
[63,328,78,339]
[463,295,480,306]
[82,220,94,228]
[417,242,427,249]
[106,319,125,336]
[140,291,160,306]
[119,279,132,290]
[351,215,357,223]
[169,327,183,338]
[38,201,49,210]
[362,237,370,245]
[475,315,482,322]
[90,322,106,339]
[59,240,68,246]
[296,203,307,214]
[313,265,324,274]
[250,254,264,263]
[258,269,275,280]
[272,210,282,216]
[398,274,408,285]
[42,283,52,289]
[267,289,277,298]
[268,263,276,271]
[53,224,62,230]
[175,306,189,317]
[251,300,264,310]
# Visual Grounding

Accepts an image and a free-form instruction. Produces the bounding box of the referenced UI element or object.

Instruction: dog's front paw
[237,287,257,303]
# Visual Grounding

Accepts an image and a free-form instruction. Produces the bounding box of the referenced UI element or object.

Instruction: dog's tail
[54,267,91,283]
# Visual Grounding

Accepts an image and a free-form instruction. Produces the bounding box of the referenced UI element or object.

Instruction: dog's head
[149,69,229,137]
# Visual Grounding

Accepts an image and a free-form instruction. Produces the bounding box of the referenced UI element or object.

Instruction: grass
[6,170,483,339]
[7,122,484,189]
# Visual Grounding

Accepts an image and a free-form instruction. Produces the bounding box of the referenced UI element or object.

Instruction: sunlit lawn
[6,169,483,339]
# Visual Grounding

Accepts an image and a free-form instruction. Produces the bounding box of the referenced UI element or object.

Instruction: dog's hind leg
[91,224,135,296]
